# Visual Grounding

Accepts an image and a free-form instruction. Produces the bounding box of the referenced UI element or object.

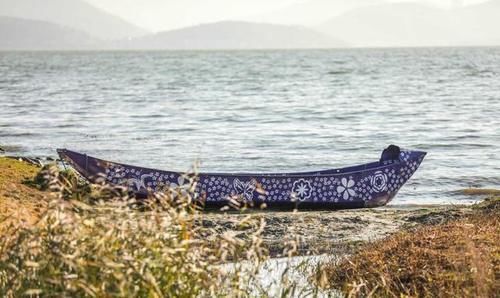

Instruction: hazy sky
[86,0,489,31]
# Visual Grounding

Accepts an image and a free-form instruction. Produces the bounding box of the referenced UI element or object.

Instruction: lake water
[1,48,499,205]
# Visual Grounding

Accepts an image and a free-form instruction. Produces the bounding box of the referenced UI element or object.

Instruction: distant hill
[0,16,98,50]
[122,21,346,50]
[318,0,500,47]
[0,0,148,40]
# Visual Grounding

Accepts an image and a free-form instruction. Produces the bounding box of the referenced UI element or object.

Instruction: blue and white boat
[57,145,426,209]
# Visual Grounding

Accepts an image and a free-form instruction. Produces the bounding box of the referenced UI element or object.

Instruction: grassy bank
[318,197,499,297]
[0,157,49,233]
[0,158,273,297]
[0,157,498,296]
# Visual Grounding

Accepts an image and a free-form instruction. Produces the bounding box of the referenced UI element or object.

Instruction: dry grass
[0,158,50,233]
[318,197,500,298]
[0,162,274,297]
[2,157,499,297]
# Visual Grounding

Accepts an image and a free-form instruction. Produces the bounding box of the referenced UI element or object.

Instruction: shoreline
[202,204,475,257]
[0,155,498,296]
[0,156,492,256]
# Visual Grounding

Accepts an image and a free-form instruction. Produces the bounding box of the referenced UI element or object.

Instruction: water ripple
[0,48,499,205]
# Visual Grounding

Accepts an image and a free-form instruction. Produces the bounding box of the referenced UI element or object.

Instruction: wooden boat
[57,145,426,209]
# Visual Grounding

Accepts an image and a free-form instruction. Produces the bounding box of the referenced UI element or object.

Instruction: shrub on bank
[317,197,499,297]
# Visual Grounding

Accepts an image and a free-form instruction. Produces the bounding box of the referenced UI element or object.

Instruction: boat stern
[365,147,427,208]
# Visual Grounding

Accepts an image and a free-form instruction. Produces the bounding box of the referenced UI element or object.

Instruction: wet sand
[201,204,472,257]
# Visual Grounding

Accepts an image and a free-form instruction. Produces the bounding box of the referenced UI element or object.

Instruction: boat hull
[57,146,426,210]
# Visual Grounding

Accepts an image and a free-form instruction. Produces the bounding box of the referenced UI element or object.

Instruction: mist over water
[1,48,499,205]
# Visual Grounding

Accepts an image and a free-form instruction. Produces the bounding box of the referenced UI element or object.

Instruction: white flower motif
[127,173,153,191]
[169,175,189,197]
[169,175,186,189]
[233,178,256,201]
[292,179,313,201]
[371,171,388,192]
[337,177,356,200]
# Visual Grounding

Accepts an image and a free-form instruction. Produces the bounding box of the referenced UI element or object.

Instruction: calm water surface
[1,48,499,205]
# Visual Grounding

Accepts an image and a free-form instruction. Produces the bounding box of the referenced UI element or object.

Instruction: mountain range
[0,16,97,50]
[0,17,346,50]
[0,0,499,50]
[0,0,147,40]
[121,21,345,50]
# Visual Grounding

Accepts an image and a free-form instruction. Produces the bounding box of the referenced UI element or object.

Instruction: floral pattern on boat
[57,145,426,209]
